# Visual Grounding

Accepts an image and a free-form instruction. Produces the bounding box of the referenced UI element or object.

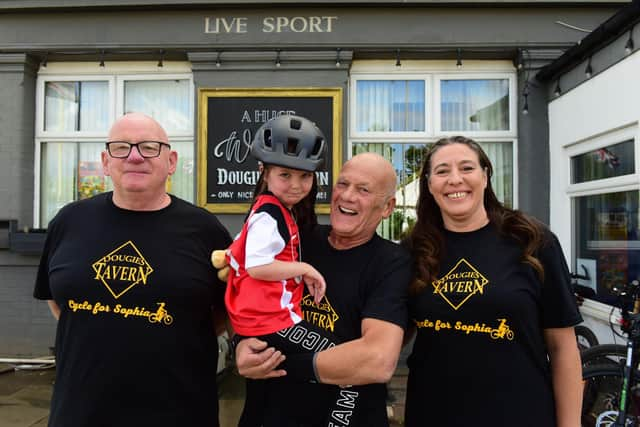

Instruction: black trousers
[237,321,361,427]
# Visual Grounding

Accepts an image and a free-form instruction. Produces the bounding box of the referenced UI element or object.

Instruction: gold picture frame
[197,87,343,214]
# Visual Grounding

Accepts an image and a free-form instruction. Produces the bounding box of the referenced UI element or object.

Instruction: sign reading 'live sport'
[197,88,342,214]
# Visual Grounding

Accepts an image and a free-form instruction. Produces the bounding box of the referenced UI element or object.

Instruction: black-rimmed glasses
[106,141,171,158]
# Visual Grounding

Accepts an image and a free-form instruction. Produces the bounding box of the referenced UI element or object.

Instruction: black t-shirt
[33,192,231,427]
[405,223,582,427]
[252,225,412,427]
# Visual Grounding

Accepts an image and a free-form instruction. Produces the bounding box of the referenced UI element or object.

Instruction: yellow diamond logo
[301,294,340,333]
[92,241,153,299]
[432,258,489,310]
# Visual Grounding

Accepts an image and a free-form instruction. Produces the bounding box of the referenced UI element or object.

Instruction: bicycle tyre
[582,364,640,426]
[576,325,600,351]
[582,344,627,368]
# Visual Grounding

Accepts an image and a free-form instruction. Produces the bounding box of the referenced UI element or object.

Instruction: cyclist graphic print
[406,223,582,427]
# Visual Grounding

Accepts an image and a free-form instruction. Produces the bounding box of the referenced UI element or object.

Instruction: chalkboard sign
[197,88,342,213]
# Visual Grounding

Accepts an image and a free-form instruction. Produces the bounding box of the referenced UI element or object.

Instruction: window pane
[40,142,76,223]
[477,141,513,209]
[40,142,112,225]
[352,141,513,241]
[441,79,509,131]
[79,82,109,131]
[45,81,108,131]
[169,141,195,203]
[124,80,190,133]
[356,80,425,132]
[78,144,109,200]
[571,140,635,184]
[574,191,640,306]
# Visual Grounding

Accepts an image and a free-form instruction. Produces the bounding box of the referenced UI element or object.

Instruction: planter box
[8,220,47,255]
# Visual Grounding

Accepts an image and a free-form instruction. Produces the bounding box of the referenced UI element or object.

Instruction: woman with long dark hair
[403,136,582,426]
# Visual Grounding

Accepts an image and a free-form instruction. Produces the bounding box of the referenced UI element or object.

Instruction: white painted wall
[548,50,640,343]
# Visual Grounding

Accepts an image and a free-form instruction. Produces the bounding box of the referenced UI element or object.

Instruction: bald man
[34,113,231,427]
[235,153,412,427]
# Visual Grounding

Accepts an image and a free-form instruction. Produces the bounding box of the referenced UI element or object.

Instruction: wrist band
[281,352,319,383]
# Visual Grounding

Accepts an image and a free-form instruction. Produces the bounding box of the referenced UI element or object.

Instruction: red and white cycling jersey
[225,193,303,336]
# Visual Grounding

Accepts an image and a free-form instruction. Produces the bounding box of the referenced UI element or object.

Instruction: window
[35,64,194,226]
[355,80,425,132]
[45,81,109,131]
[350,62,517,241]
[574,191,639,305]
[567,132,640,305]
[440,78,510,132]
[571,140,635,184]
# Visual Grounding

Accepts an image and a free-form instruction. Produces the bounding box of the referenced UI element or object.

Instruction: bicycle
[582,343,627,368]
[581,279,640,427]
[572,270,600,351]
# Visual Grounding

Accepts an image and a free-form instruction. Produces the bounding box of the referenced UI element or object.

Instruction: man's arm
[236,337,287,379]
[314,318,404,385]
[47,300,61,320]
[235,319,403,386]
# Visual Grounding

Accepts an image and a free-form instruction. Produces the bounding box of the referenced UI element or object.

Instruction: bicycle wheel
[576,325,600,351]
[582,364,640,426]
[581,344,627,368]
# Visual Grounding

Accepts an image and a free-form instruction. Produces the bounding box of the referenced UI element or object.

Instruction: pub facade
[0,0,631,355]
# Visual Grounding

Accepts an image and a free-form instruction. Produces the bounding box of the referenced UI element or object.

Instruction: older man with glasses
[34,112,232,427]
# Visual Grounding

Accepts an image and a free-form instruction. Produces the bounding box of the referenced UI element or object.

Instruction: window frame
[34,63,194,227]
[349,61,520,216]
[349,73,432,139]
[433,72,517,138]
[564,125,640,272]
[565,126,639,198]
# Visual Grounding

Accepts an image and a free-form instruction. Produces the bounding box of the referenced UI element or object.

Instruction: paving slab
[0,363,409,426]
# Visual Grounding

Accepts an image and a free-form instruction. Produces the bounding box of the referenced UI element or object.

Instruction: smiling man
[34,113,231,427]
[235,152,413,427]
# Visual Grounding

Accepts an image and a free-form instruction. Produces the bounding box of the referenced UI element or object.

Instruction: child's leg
[259,321,361,427]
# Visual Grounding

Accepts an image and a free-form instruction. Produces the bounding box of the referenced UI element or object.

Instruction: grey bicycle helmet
[250,114,326,172]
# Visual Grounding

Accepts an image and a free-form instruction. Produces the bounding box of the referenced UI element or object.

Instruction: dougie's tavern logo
[301,294,339,332]
[432,258,489,310]
[92,241,153,298]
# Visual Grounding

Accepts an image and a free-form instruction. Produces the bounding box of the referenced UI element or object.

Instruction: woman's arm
[544,327,582,427]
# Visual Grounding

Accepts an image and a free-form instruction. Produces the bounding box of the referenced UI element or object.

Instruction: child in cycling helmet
[223,114,352,427]
[225,113,327,339]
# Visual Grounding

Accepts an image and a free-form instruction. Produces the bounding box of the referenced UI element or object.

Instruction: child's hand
[302,264,326,304]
